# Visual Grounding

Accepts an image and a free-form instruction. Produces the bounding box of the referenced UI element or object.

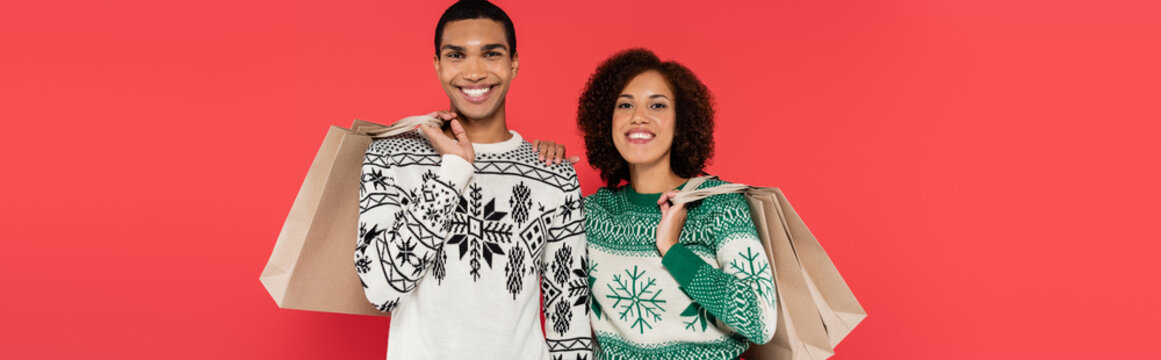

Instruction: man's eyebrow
[440,44,465,52]
[481,43,508,52]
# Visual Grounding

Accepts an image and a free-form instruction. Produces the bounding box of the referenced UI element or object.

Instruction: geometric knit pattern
[356,130,591,360]
[584,178,777,360]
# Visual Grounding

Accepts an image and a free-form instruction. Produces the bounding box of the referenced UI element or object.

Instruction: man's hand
[655,190,687,257]
[532,139,581,166]
[418,112,475,164]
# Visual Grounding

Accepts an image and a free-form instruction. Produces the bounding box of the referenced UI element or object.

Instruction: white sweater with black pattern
[355,129,592,360]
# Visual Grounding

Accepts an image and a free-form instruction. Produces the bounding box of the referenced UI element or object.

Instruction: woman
[578,49,778,360]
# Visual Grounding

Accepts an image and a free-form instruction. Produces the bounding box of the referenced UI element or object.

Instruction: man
[354,1,591,359]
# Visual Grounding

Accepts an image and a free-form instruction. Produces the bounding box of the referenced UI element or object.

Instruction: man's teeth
[628,133,654,140]
[463,87,490,97]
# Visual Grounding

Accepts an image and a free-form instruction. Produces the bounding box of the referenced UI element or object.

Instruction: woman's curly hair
[577,48,716,188]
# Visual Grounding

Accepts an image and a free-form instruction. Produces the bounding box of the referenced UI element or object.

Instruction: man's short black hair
[434,0,517,58]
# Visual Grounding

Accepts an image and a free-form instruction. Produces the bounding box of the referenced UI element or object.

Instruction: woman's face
[612,70,677,169]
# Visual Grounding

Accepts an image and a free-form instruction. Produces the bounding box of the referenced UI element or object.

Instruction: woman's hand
[532,139,581,166]
[418,111,475,164]
[655,190,688,257]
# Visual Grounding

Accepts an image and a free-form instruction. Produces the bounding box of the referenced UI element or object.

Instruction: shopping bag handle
[363,115,445,139]
[670,175,754,206]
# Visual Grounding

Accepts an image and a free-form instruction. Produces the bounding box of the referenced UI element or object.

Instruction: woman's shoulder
[583,186,623,210]
[689,177,750,212]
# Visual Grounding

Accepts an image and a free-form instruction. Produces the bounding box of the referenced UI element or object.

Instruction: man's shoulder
[476,140,581,190]
[366,130,435,156]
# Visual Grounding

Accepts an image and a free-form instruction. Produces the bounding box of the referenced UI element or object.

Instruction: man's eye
[485,51,502,57]
[446,52,463,59]
[616,103,632,109]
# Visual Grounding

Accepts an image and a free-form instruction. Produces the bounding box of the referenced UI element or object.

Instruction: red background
[2,0,1159,358]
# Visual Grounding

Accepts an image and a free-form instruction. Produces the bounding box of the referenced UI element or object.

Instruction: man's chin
[451,106,499,122]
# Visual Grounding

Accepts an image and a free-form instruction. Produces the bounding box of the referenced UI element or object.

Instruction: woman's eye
[650,103,667,109]
[616,103,632,109]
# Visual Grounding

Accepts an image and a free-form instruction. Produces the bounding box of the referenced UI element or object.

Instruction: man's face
[434,19,518,121]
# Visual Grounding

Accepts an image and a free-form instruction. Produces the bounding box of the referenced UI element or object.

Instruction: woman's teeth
[628,133,654,140]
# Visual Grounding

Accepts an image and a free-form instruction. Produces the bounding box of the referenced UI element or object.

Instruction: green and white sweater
[584,178,777,360]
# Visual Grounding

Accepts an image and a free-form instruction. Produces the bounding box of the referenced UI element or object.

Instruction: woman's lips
[459,85,495,103]
[626,129,655,144]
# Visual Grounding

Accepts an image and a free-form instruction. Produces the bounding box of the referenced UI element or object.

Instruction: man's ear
[433,54,441,73]
[511,53,519,78]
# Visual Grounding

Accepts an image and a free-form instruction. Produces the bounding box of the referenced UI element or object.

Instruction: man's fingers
[450,119,469,143]
[417,123,439,139]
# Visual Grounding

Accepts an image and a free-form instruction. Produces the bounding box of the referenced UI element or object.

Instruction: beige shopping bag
[260,116,441,316]
[673,177,866,360]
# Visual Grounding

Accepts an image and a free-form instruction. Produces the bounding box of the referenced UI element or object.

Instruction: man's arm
[355,135,474,312]
[540,178,593,359]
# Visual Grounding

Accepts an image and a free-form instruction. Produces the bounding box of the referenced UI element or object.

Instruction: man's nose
[462,58,487,81]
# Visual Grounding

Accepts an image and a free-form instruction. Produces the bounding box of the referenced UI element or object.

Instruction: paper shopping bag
[673,178,866,360]
[771,189,867,347]
[260,116,441,316]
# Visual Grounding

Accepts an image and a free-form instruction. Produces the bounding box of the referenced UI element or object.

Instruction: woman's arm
[658,193,778,344]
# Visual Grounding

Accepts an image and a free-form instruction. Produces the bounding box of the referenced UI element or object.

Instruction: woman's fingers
[538,141,555,164]
[532,139,540,152]
[657,191,673,207]
[554,144,565,164]
[567,156,580,164]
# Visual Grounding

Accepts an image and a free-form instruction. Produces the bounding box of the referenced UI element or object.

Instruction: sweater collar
[471,130,523,154]
[623,180,691,208]
[624,185,663,208]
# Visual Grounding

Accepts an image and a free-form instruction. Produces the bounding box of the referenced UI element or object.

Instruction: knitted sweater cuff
[661,243,707,288]
[438,154,474,194]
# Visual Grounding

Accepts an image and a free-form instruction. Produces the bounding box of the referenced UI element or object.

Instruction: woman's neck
[628,159,688,193]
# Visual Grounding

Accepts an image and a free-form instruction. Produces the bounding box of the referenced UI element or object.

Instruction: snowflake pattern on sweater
[356,129,591,360]
[585,179,778,360]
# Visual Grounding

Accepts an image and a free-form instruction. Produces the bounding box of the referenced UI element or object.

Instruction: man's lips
[458,85,496,103]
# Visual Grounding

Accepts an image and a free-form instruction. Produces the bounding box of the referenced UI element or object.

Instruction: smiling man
[353,1,592,359]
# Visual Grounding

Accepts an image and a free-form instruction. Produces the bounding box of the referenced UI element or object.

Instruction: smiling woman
[577,49,778,360]
[578,49,715,190]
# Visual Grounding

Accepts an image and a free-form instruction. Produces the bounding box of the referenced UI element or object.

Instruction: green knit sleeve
[661,193,778,344]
